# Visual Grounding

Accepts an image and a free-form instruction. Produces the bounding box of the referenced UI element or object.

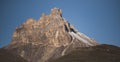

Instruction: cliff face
[4,8,98,62]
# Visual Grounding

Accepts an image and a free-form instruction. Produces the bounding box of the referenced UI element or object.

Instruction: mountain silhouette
[0,8,119,62]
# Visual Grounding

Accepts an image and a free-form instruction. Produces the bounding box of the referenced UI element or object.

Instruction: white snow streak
[69,32,93,46]
[61,32,75,56]
[77,32,92,41]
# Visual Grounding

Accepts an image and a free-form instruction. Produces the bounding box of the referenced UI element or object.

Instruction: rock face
[4,8,98,62]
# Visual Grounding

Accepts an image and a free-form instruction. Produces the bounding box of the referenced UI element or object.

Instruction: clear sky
[0,0,120,48]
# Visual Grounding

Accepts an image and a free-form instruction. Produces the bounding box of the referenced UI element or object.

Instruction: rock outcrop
[4,8,98,62]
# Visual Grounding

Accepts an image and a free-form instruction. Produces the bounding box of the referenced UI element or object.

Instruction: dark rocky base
[50,44,120,62]
[0,48,28,62]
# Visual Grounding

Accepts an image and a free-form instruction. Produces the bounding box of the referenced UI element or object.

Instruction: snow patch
[69,32,93,46]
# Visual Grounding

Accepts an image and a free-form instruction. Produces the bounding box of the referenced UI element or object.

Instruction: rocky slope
[0,48,28,62]
[3,8,98,62]
[50,44,120,62]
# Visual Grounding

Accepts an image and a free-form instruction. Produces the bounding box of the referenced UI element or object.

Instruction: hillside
[0,48,27,62]
[50,44,120,62]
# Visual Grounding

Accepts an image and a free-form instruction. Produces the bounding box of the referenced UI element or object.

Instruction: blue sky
[0,0,120,47]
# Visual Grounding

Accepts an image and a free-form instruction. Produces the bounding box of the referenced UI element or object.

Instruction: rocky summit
[3,8,99,62]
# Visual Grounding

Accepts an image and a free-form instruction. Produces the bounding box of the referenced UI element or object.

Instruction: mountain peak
[5,8,98,62]
[51,7,62,17]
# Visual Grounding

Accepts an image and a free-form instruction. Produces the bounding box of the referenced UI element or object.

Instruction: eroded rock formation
[4,8,98,62]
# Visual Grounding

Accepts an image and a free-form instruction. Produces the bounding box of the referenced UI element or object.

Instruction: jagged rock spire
[51,7,62,17]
